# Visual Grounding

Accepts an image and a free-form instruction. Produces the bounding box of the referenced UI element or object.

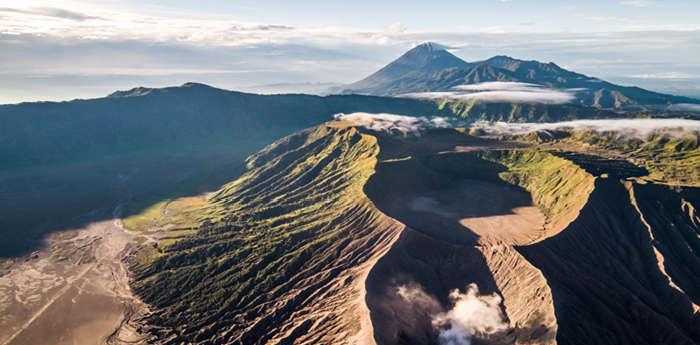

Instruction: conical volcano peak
[411,41,450,52]
[341,41,470,95]
[398,42,466,68]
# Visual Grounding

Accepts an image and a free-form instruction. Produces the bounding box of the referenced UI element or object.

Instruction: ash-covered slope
[130,120,700,345]
[363,136,700,345]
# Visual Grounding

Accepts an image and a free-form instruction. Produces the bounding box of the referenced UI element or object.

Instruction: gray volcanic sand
[405,179,546,245]
[0,212,144,345]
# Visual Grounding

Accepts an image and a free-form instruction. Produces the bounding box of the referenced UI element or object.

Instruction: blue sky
[1,0,699,103]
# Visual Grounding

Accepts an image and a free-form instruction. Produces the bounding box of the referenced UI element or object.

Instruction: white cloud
[629,72,695,80]
[470,118,700,138]
[668,103,700,112]
[453,82,542,91]
[386,22,407,34]
[0,2,698,103]
[620,0,656,7]
[401,82,576,104]
[333,112,454,136]
[0,6,102,21]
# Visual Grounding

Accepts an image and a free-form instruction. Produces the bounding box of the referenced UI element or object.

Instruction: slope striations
[131,125,404,344]
[129,120,700,345]
[519,178,700,345]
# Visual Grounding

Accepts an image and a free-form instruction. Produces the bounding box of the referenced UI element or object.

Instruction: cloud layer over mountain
[470,118,700,138]
[333,113,453,135]
[401,82,576,104]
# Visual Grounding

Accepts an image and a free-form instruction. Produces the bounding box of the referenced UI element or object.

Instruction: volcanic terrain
[124,117,700,345]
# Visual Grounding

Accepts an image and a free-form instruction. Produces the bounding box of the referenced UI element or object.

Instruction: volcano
[342,43,700,110]
[128,117,700,345]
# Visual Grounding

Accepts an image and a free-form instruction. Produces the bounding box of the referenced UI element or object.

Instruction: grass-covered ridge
[565,130,700,186]
[498,126,699,186]
[482,149,596,235]
[131,124,402,344]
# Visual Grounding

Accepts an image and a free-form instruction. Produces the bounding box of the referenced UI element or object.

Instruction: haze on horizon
[1,0,700,103]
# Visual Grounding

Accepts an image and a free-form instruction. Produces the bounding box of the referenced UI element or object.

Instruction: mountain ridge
[342,42,700,109]
[129,123,700,344]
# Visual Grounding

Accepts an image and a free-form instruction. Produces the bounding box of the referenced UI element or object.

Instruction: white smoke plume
[432,284,508,345]
[397,284,442,311]
[333,112,455,135]
[400,82,576,104]
[396,283,508,345]
[470,118,700,138]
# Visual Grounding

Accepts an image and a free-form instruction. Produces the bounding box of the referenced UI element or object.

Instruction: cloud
[453,82,544,91]
[470,118,700,138]
[620,0,655,7]
[0,6,101,21]
[0,2,698,103]
[333,113,455,136]
[386,22,408,34]
[668,103,700,112]
[628,72,695,80]
[401,82,576,104]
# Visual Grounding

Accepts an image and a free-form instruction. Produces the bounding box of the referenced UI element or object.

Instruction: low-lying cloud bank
[400,82,576,104]
[335,113,700,139]
[470,118,700,138]
[333,112,457,135]
[397,283,508,345]
[668,103,700,112]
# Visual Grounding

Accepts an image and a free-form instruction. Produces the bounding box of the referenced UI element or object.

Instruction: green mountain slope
[0,84,452,257]
[507,128,700,186]
[0,83,447,171]
[131,125,404,344]
[0,82,630,257]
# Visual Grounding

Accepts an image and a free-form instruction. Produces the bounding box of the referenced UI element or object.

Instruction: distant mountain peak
[411,42,450,52]
[108,82,227,98]
[181,82,215,89]
[342,42,470,95]
[487,55,519,62]
[108,86,155,98]
[397,42,467,70]
[341,44,699,108]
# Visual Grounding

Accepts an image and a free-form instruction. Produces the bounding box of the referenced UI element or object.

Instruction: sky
[1,0,699,103]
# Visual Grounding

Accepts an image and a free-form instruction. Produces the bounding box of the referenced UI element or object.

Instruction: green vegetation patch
[565,130,700,186]
[482,149,595,230]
